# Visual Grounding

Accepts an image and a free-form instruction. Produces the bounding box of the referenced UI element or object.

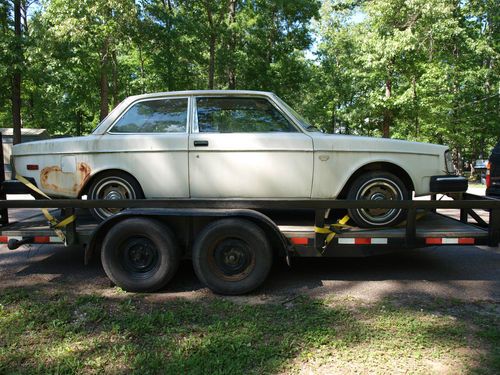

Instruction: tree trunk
[330,103,336,133]
[382,78,392,138]
[208,33,216,89]
[267,8,277,65]
[138,44,145,94]
[11,0,22,145]
[75,110,82,136]
[227,0,237,89]
[412,76,419,137]
[99,39,110,121]
[111,50,118,107]
[162,0,174,90]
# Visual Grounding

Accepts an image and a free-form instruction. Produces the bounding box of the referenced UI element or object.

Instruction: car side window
[111,98,188,133]
[196,97,297,133]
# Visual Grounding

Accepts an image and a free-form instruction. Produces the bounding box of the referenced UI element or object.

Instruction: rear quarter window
[111,98,188,133]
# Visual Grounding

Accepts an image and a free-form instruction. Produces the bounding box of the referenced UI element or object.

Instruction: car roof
[92,90,283,135]
[127,90,275,101]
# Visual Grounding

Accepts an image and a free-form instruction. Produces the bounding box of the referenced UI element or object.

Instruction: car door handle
[194,140,209,147]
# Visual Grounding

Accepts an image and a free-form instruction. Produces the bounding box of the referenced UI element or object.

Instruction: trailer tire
[101,218,180,292]
[192,219,272,295]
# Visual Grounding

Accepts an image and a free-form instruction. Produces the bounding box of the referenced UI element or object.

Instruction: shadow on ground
[2,243,499,301]
[0,243,499,373]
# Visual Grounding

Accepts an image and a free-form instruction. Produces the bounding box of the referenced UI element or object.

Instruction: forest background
[1,0,498,170]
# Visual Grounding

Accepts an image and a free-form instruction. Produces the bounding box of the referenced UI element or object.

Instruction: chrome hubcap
[92,177,136,220]
[356,178,403,225]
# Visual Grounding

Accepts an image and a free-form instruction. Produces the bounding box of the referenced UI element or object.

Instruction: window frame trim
[106,96,191,135]
[191,95,304,134]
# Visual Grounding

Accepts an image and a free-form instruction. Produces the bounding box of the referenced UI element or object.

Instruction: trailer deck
[0,207,489,249]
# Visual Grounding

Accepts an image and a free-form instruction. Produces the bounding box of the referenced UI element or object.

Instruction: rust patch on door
[40,162,91,196]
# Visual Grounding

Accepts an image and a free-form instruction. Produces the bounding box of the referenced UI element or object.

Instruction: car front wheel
[346,171,409,228]
[87,171,144,222]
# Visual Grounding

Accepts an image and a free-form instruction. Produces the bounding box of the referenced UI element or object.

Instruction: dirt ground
[1,241,499,305]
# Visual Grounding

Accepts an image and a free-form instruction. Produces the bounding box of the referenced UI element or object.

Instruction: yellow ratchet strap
[15,174,76,243]
[315,215,352,246]
[314,211,429,248]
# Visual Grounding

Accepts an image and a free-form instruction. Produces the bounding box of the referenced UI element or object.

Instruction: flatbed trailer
[1,131,499,294]
[0,190,499,294]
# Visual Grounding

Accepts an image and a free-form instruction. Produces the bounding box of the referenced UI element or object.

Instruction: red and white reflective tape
[289,237,310,245]
[425,237,474,245]
[338,238,388,245]
[0,236,64,244]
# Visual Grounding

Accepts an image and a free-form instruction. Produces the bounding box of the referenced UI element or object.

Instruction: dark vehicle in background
[486,140,500,197]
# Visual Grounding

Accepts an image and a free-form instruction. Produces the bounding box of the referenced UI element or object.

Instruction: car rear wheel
[346,171,409,228]
[87,171,144,222]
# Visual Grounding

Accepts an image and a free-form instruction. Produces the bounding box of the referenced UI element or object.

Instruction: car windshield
[273,95,321,132]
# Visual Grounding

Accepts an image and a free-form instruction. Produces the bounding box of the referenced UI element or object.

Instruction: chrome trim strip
[192,95,304,134]
[313,149,439,156]
[192,96,199,133]
[15,149,314,157]
[435,177,467,181]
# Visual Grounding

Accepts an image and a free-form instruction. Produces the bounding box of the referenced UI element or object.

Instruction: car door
[189,96,314,198]
[95,96,190,198]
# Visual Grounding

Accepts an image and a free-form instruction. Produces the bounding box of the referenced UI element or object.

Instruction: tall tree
[200,0,226,89]
[42,0,138,120]
[10,0,22,144]
[227,0,237,88]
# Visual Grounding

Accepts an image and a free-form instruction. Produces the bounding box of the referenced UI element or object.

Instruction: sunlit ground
[0,286,498,374]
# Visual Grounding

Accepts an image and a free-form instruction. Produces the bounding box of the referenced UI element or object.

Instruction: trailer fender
[84,208,289,265]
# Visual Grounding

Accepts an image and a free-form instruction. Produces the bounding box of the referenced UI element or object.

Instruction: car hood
[310,133,448,155]
[12,135,98,156]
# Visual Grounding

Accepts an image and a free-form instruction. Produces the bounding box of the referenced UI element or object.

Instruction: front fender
[311,153,439,198]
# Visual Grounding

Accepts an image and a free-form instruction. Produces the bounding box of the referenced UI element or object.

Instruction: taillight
[486,161,491,188]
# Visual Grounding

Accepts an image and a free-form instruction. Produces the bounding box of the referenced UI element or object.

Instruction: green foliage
[312,0,499,164]
[0,0,498,163]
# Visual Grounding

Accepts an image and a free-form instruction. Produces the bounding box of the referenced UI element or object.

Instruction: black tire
[101,218,180,292]
[87,171,144,222]
[347,171,410,228]
[192,219,273,295]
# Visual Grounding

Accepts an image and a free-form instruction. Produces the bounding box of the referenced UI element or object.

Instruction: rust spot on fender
[40,162,91,196]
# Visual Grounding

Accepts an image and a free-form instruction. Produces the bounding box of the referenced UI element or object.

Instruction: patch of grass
[0,288,498,374]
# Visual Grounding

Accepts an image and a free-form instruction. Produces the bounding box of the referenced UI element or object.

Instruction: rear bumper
[430,175,468,193]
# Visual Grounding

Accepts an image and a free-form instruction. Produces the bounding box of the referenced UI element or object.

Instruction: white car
[12,90,467,226]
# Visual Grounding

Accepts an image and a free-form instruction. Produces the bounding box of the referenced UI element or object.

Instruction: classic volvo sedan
[12,90,467,226]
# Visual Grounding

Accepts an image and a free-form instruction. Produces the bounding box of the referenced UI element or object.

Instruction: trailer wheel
[347,171,409,228]
[192,219,273,295]
[101,218,180,292]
